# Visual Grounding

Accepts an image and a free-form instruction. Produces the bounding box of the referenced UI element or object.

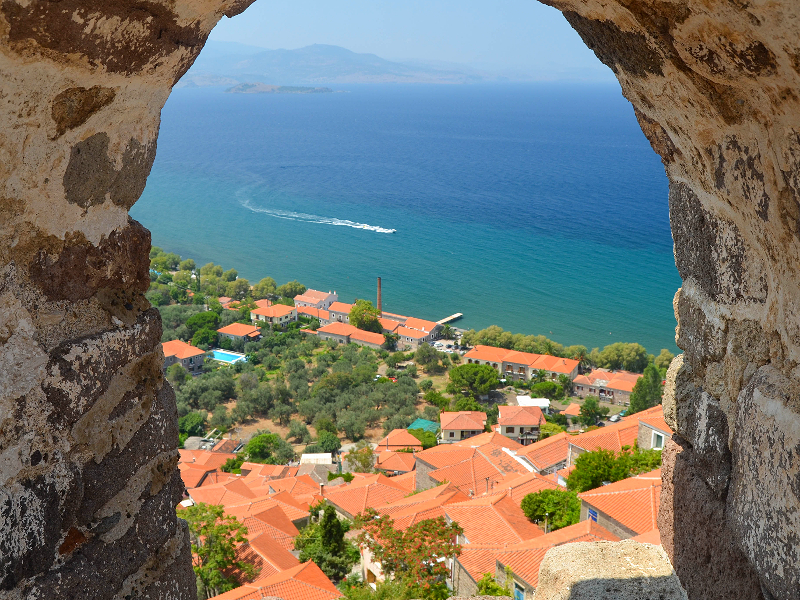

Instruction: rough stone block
[534,540,687,600]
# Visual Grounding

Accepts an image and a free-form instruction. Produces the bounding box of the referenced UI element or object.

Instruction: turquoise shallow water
[132,83,680,354]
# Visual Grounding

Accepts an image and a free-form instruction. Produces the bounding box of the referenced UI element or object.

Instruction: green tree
[178,411,207,437]
[186,311,221,336]
[408,429,437,450]
[440,324,454,339]
[316,430,342,454]
[566,449,619,492]
[295,504,360,582]
[243,433,295,464]
[167,363,190,389]
[529,381,563,400]
[179,258,196,271]
[222,268,238,282]
[539,421,565,440]
[629,363,664,415]
[520,489,580,531]
[276,280,307,298]
[355,509,463,598]
[382,332,400,351]
[286,420,312,444]
[350,299,383,333]
[182,503,254,599]
[447,363,499,398]
[476,567,513,596]
[578,396,609,426]
[314,416,338,436]
[558,374,574,397]
[414,344,443,374]
[419,379,433,391]
[346,440,375,472]
[654,348,675,371]
[192,328,217,349]
[595,342,650,373]
[252,277,277,299]
[226,278,250,300]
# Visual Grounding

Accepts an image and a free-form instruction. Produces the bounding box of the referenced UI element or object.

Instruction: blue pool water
[212,350,247,364]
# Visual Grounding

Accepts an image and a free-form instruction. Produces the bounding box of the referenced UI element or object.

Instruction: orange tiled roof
[380,488,469,531]
[375,451,417,473]
[378,482,466,515]
[379,318,402,332]
[162,339,205,360]
[212,561,342,600]
[349,328,385,345]
[403,317,438,333]
[387,470,416,491]
[231,531,300,583]
[297,306,330,320]
[578,469,662,536]
[396,326,429,339]
[189,479,258,507]
[225,503,300,551]
[498,405,546,427]
[464,345,517,364]
[317,322,357,336]
[444,494,544,545]
[266,475,321,501]
[327,302,353,314]
[562,403,581,417]
[530,354,579,375]
[456,431,523,450]
[456,544,505,583]
[217,323,261,337]
[570,419,640,454]
[638,412,673,436]
[574,369,642,392]
[376,429,423,451]
[632,528,662,545]
[294,290,331,304]
[251,304,296,318]
[516,432,571,471]
[197,471,240,487]
[486,471,561,505]
[493,520,620,587]
[178,463,214,489]
[178,450,237,469]
[323,474,407,519]
[226,492,311,525]
[440,411,487,431]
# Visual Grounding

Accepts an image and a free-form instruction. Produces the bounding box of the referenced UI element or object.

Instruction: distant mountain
[178,42,510,87]
[225,83,334,94]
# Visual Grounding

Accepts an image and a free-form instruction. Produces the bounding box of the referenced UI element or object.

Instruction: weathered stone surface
[0,0,257,597]
[535,540,687,600]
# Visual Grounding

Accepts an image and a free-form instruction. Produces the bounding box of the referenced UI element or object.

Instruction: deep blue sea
[131,83,680,353]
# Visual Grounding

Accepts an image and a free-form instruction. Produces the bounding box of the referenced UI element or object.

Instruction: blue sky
[209,0,613,80]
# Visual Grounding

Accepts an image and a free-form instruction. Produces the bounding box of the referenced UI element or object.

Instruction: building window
[652,432,665,450]
[449,431,454,438]
[514,582,525,600]
[506,427,515,434]
[588,509,598,522]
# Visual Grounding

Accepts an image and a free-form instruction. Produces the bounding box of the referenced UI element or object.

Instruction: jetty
[437,313,463,325]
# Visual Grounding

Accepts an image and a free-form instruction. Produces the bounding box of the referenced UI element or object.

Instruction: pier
[437,313,463,325]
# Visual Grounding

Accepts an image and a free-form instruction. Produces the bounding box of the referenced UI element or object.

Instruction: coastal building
[250,304,297,329]
[376,429,423,452]
[327,301,354,324]
[578,469,662,539]
[636,408,673,450]
[293,289,338,310]
[572,369,642,405]
[561,402,582,430]
[315,322,385,349]
[439,411,487,444]
[162,339,205,375]
[464,345,579,382]
[216,323,261,343]
[495,405,546,446]
[296,306,330,323]
[515,432,571,476]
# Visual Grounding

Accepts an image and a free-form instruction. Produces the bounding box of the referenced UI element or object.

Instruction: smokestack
[377,277,382,313]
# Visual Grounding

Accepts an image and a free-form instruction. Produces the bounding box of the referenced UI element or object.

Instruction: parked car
[609,414,621,423]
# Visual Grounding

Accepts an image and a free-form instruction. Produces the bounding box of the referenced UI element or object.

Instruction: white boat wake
[239,197,396,234]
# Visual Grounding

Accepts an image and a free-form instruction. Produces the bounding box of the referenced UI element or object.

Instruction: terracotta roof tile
[515,432,570,472]
[387,470,416,491]
[484,471,561,505]
[349,329,385,345]
[444,495,544,545]
[569,419,640,455]
[632,528,662,545]
[178,463,214,489]
[456,545,504,583]
[212,562,341,600]
[324,474,407,519]
[162,339,205,360]
[562,403,581,417]
[327,302,354,314]
[403,317,438,333]
[374,451,417,473]
[396,326,429,339]
[440,411,487,431]
[179,450,237,470]
[251,304,296,318]
[217,323,261,337]
[638,412,673,436]
[376,429,423,451]
[578,469,662,535]
[189,479,258,506]
[297,307,330,320]
[317,322,357,336]
[498,405,546,427]
[234,531,300,582]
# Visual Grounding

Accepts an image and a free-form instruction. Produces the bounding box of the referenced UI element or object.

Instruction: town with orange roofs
[161,275,674,600]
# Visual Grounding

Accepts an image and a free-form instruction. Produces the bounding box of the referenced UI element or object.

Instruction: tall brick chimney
[377,277,382,312]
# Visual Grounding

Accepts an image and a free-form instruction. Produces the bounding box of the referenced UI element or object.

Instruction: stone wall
[2,0,800,598]
[535,1,800,598]
[0,0,255,597]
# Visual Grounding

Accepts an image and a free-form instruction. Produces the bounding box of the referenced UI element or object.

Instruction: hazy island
[225,82,334,94]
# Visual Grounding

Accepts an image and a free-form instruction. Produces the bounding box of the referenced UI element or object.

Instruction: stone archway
[1,1,799,599]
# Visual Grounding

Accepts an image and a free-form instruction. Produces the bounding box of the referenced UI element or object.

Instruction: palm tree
[441,324,454,340]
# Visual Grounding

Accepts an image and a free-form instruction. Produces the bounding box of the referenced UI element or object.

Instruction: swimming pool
[211,349,246,364]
